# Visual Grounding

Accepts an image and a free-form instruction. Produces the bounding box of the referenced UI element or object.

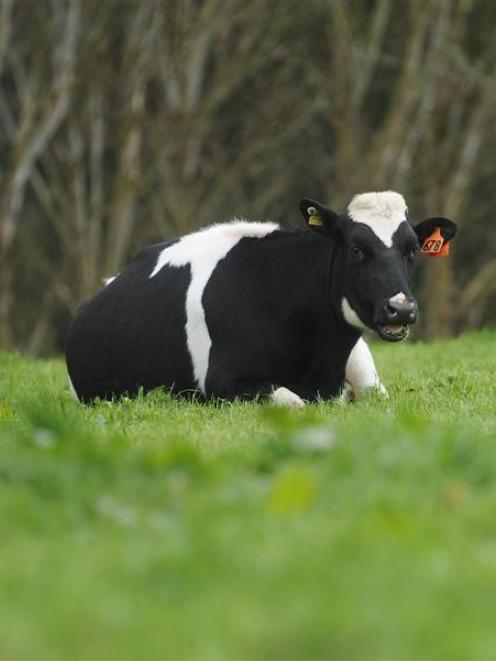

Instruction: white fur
[68,376,79,402]
[149,221,279,393]
[345,337,388,397]
[272,387,305,409]
[348,191,407,247]
[342,297,366,330]
[103,276,116,286]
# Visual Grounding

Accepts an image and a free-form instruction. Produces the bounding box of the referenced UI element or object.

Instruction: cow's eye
[350,246,363,259]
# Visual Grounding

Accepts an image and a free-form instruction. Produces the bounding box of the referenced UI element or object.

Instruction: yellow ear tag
[308,214,323,227]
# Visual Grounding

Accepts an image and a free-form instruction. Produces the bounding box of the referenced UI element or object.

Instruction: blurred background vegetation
[1,0,496,355]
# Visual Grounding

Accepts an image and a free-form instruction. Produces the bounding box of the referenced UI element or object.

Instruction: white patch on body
[103,276,116,286]
[348,191,407,247]
[272,386,305,409]
[68,375,79,402]
[345,337,388,398]
[149,220,279,393]
[342,297,366,330]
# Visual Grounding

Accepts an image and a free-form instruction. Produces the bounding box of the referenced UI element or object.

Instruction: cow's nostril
[384,298,417,324]
[386,303,398,317]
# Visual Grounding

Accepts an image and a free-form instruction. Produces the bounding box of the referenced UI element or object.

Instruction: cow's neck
[261,230,359,396]
[270,230,361,351]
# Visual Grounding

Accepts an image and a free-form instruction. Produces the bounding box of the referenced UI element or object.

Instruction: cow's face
[299,192,457,342]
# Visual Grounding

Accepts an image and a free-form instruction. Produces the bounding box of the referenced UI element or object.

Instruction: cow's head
[299,191,457,342]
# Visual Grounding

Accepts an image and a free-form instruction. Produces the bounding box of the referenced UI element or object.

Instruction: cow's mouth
[377,324,409,342]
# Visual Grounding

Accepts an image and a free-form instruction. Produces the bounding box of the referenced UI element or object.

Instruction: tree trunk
[422,257,455,338]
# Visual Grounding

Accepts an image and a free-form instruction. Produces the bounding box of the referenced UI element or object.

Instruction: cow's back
[66,241,195,401]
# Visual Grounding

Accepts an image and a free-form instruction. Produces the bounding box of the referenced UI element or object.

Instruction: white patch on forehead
[342,297,366,330]
[149,220,279,393]
[348,191,407,247]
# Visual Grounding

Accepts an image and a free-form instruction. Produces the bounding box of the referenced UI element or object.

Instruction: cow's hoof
[339,381,388,402]
[377,382,389,398]
[356,382,389,399]
[272,387,305,409]
[338,382,355,403]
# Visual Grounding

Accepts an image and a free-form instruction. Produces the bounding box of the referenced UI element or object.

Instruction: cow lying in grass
[66,191,457,405]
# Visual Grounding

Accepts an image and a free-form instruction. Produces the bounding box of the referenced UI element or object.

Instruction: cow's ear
[299,198,342,238]
[413,216,458,257]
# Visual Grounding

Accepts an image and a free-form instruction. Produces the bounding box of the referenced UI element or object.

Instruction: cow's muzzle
[376,294,417,342]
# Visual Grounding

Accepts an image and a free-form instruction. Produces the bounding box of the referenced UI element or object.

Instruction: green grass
[1,331,496,660]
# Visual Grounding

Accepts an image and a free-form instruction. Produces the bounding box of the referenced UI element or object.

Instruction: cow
[65,191,457,406]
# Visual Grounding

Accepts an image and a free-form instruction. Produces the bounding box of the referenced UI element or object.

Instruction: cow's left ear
[299,198,342,238]
[413,216,458,257]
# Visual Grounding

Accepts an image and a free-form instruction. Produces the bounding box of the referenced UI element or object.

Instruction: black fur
[203,231,360,401]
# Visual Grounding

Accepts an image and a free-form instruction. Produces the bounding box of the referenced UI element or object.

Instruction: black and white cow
[66,191,457,406]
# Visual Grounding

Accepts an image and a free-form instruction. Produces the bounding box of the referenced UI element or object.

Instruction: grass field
[1,331,496,660]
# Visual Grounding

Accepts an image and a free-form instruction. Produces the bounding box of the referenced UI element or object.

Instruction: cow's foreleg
[344,337,388,399]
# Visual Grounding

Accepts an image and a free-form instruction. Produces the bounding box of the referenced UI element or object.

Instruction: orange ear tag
[420,227,449,257]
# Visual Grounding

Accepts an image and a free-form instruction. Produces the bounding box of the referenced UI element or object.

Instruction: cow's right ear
[299,198,342,238]
[414,216,458,257]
